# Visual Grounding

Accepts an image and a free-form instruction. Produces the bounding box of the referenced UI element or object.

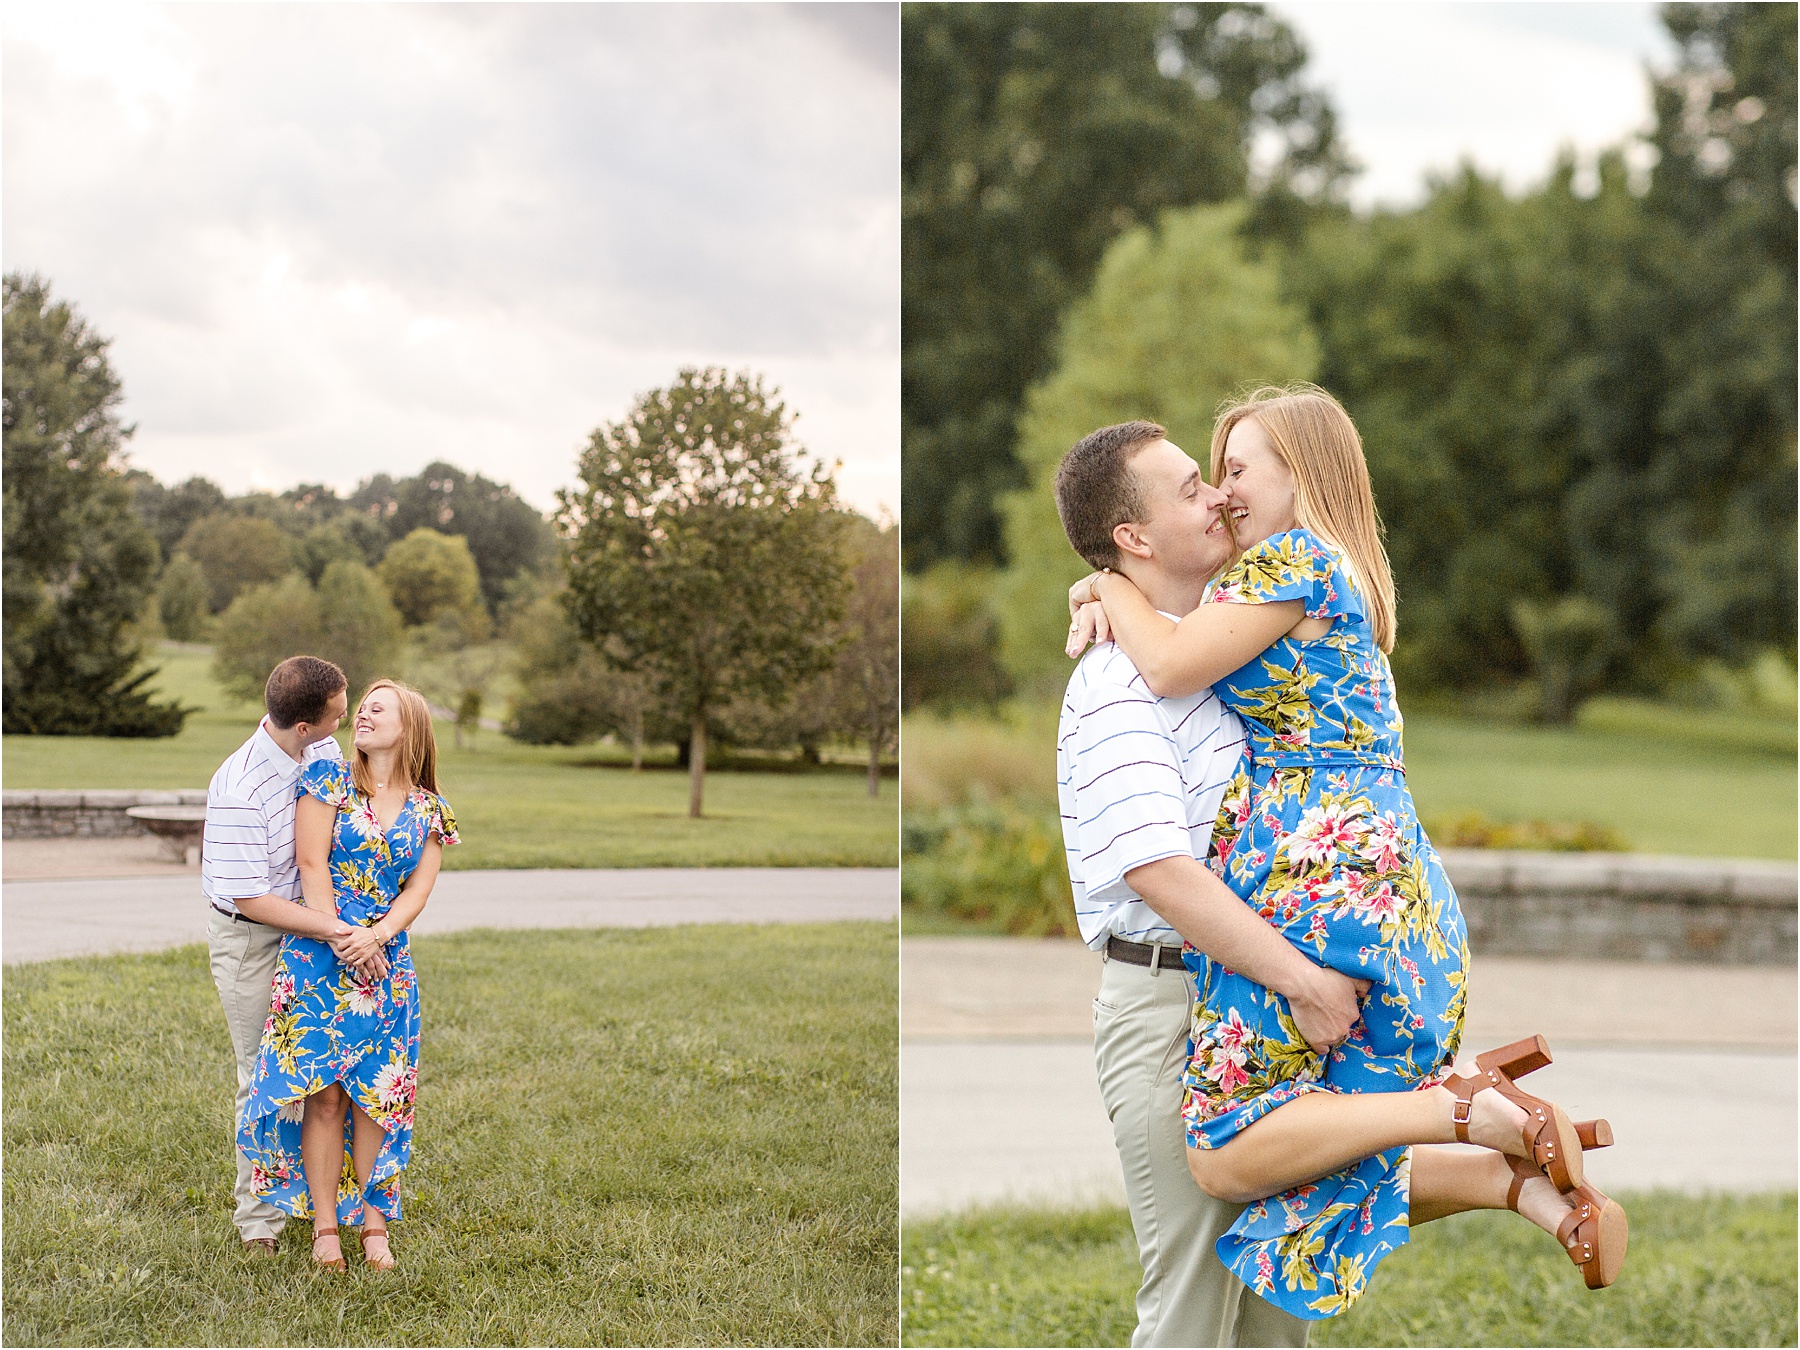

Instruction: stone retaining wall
[1,790,209,840]
[1442,848,1796,965]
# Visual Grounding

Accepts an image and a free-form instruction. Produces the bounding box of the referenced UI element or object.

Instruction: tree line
[3,279,898,806]
[903,2,1796,720]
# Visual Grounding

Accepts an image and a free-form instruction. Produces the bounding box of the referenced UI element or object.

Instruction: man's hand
[1286,964,1372,1054]
[329,925,389,980]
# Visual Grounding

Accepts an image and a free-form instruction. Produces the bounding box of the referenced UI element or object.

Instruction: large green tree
[2,274,185,736]
[1285,4,1795,703]
[557,368,850,817]
[902,1,1349,568]
[351,461,554,615]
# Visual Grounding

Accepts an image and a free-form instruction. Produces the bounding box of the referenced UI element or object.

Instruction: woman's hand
[1065,601,1113,658]
[331,924,387,973]
[1067,571,1108,618]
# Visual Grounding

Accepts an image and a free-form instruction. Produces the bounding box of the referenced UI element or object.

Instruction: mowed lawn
[901,1198,1797,1348]
[1402,702,1795,861]
[902,697,1795,860]
[1,646,897,869]
[5,924,897,1347]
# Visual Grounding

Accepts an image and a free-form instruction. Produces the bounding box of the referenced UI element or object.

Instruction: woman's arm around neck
[1095,572,1303,698]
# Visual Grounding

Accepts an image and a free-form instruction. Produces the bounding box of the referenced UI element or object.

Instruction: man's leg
[1094,955,1307,1348]
[206,909,287,1244]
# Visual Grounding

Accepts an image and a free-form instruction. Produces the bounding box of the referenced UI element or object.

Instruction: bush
[315,559,404,696]
[155,554,211,642]
[177,513,296,612]
[378,527,488,638]
[212,564,402,704]
[903,801,1078,937]
[1424,810,1629,853]
[901,704,1060,810]
[902,563,1013,711]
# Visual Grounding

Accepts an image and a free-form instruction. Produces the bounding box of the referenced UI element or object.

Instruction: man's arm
[1126,853,1366,1051]
[236,892,356,941]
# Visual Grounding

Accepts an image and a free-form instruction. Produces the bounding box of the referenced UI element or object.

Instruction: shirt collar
[253,717,307,782]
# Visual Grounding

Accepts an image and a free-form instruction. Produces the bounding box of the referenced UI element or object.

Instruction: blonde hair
[1210,383,1398,653]
[350,679,439,797]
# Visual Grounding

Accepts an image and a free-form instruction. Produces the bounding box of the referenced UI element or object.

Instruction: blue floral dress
[238,760,458,1226]
[1179,528,1468,1319]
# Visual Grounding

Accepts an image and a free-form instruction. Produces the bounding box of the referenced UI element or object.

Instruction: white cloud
[1272,1,1678,209]
[3,2,899,516]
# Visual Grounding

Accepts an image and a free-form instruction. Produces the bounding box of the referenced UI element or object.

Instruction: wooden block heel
[1504,1157,1629,1290]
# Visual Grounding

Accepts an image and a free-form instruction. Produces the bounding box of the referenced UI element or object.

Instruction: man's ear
[1112,520,1154,562]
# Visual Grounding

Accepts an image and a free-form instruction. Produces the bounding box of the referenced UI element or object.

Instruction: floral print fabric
[237,759,458,1225]
[1181,528,1468,1319]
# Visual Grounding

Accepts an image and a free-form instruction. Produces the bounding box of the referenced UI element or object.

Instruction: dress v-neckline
[363,789,413,839]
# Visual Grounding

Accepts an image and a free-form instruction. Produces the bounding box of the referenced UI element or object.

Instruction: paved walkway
[901,937,1798,1214]
[3,868,898,964]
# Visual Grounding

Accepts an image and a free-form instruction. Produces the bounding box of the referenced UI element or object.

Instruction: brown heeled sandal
[1444,1035,1585,1191]
[1504,1156,1628,1289]
[311,1226,346,1272]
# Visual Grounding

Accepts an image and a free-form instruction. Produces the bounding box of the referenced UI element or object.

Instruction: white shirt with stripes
[1057,636,1249,953]
[202,719,345,913]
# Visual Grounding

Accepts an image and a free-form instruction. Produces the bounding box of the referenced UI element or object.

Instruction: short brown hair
[350,680,439,795]
[1053,420,1165,569]
[264,656,347,729]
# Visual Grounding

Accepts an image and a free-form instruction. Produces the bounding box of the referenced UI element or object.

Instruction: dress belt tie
[1257,751,1404,773]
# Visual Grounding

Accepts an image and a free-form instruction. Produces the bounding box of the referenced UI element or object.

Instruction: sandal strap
[1504,1155,1536,1212]
[1556,1193,1598,1265]
[1444,1066,1502,1144]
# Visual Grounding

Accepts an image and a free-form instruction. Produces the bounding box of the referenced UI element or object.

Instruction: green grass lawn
[1,646,897,869]
[1401,704,1795,861]
[903,697,1795,861]
[901,1197,1797,1347]
[4,924,897,1346]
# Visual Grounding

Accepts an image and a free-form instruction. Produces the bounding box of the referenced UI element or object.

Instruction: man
[203,655,385,1254]
[1054,422,1364,1347]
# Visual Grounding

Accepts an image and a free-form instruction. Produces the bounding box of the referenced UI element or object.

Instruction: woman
[238,679,459,1272]
[1065,385,1625,1318]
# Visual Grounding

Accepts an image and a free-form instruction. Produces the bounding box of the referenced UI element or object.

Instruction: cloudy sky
[4,2,899,516]
[1272,2,1677,207]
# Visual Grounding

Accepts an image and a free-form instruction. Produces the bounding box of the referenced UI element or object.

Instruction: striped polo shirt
[202,720,345,913]
[1057,637,1249,953]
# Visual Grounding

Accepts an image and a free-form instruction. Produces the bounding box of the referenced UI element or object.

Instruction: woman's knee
[308,1082,349,1114]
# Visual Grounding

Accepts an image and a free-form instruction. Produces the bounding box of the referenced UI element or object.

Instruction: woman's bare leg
[349,1102,395,1267]
[1409,1147,1579,1237]
[1188,1081,1534,1203]
[301,1083,350,1257]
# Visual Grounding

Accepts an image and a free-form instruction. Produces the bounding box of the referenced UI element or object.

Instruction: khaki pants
[206,907,287,1243]
[1094,955,1309,1349]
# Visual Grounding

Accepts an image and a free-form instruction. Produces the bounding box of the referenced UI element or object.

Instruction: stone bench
[2,790,209,840]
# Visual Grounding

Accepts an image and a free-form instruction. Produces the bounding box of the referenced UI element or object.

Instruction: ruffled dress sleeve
[297,757,352,807]
[1207,528,1365,626]
[425,794,460,847]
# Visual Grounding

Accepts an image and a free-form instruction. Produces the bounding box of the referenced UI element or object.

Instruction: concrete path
[901,937,1798,1215]
[3,868,898,964]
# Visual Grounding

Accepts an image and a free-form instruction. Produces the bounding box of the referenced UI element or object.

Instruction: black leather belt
[210,902,261,926]
[1105,935,1184,973]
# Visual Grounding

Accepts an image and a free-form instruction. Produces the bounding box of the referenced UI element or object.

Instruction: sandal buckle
[1451,1099,1472,1124]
